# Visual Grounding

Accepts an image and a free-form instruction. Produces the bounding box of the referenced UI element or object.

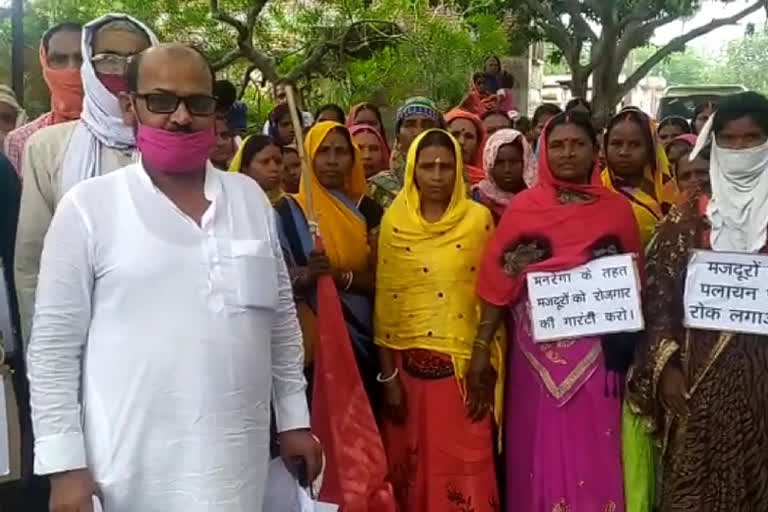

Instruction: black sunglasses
[135,93,217,116]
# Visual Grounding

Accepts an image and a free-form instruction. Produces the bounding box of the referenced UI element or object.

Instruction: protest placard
[684,250,768,336]
[526,254,644,343]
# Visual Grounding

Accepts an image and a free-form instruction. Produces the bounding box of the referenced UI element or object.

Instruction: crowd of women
[3,35,766,509]
[221,72,768,511]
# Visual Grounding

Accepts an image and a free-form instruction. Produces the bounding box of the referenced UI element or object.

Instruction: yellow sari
[374,129,505,425]
[294,121,370,272]
[601,121,677,245]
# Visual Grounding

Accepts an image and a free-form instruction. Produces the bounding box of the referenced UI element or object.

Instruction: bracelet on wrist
[473,338,491,351]
[343,271,354,291]
[376,367,399,383]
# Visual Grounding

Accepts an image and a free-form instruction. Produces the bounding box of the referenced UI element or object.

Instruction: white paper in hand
[92,495,104,512]
[263,458,339,512]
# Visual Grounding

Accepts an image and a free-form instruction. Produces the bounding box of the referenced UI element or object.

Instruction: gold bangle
[473,338,490,350]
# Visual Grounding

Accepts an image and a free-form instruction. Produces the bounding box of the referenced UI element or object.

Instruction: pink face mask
[137,123,215,174]
[97,72,129,96]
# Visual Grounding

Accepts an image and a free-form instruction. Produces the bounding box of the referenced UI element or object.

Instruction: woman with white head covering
[14,13,157,346]
[59,14,160,196]
[472,128,536,224]
[628,91,768,511]
[0,85,27,151]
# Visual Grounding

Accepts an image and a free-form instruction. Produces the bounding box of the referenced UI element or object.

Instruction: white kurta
[27,162,309,511]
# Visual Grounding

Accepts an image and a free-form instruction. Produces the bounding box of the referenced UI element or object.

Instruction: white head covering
[59,13,159,198]
[692,112,768,252]
[0,85,28,127]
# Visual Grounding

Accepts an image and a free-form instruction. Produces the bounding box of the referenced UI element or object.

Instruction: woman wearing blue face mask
[628,91,768,511]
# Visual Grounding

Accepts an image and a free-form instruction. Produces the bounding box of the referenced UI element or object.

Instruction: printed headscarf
[475,128,536,219]
[395,96,443,133]
[0,85,27,128]
[59,13,159,198]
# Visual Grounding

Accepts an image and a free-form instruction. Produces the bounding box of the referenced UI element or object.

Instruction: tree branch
[619,0,767,97]
[522,0,574,55]
[238,64,257,99]
[209,0,248,41]
[615,14,677,67]
[211,49,244,71]
[209,0,277,81]
[563,0,598,42]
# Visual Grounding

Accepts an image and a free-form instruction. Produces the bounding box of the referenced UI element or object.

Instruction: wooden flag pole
[285,85,318,238]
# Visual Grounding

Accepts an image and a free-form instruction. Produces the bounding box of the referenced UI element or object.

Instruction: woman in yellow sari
[229,134,286,205]
[602,108,677,245]
[274,121,383,401]
[375,129,502,512]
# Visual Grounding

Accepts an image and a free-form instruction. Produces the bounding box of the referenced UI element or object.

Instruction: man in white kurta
[27,44,316,512]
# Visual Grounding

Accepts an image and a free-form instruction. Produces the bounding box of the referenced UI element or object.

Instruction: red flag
[311,271,396,512]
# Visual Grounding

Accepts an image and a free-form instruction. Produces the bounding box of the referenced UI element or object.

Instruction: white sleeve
[266,206,310,432]
[27,193,94,475]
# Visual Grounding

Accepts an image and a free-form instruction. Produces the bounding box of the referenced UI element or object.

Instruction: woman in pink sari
[467,111,643,511]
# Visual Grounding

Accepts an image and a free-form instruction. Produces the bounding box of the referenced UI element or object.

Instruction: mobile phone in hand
[284,455,309,488]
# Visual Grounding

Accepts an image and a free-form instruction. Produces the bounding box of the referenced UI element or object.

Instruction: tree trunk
[589,43,624,130]
[11,0,23,104]
[590,68,621,129]
[570,67,588,100]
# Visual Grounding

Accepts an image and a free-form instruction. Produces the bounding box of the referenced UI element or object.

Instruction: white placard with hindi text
[684,250,768,335]
[526,254,644,342]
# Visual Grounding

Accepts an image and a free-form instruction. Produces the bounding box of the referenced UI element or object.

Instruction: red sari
[383,351,500,512]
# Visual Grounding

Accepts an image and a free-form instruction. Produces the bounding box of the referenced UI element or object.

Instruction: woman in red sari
[468,111,643,511]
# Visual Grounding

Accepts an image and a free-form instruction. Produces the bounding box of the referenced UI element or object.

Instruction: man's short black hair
[126,45,215,94]
[532,103,564,126]
[214,80,238,111]
[713,91,768,137]
[42,22,83,53]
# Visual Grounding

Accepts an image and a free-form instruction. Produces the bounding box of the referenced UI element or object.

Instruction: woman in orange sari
[446,108,487,185]
[375,129,502,512]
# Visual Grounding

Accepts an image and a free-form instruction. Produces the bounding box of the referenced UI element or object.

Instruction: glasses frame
[91,53,131,74]
[133,92,218,116]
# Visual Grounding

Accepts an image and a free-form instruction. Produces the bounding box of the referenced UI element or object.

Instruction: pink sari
[505,300,625,512]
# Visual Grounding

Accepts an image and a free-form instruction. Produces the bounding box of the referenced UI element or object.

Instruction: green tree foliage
[711,27,768,94]
[626,45,714,86]
[503,0,766,124]
[1,0,508,121]
[316,8,508,111]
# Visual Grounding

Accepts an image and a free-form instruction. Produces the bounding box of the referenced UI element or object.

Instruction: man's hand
[279,429,323,487]
[49,469,98,512]
[308,250,332,277]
